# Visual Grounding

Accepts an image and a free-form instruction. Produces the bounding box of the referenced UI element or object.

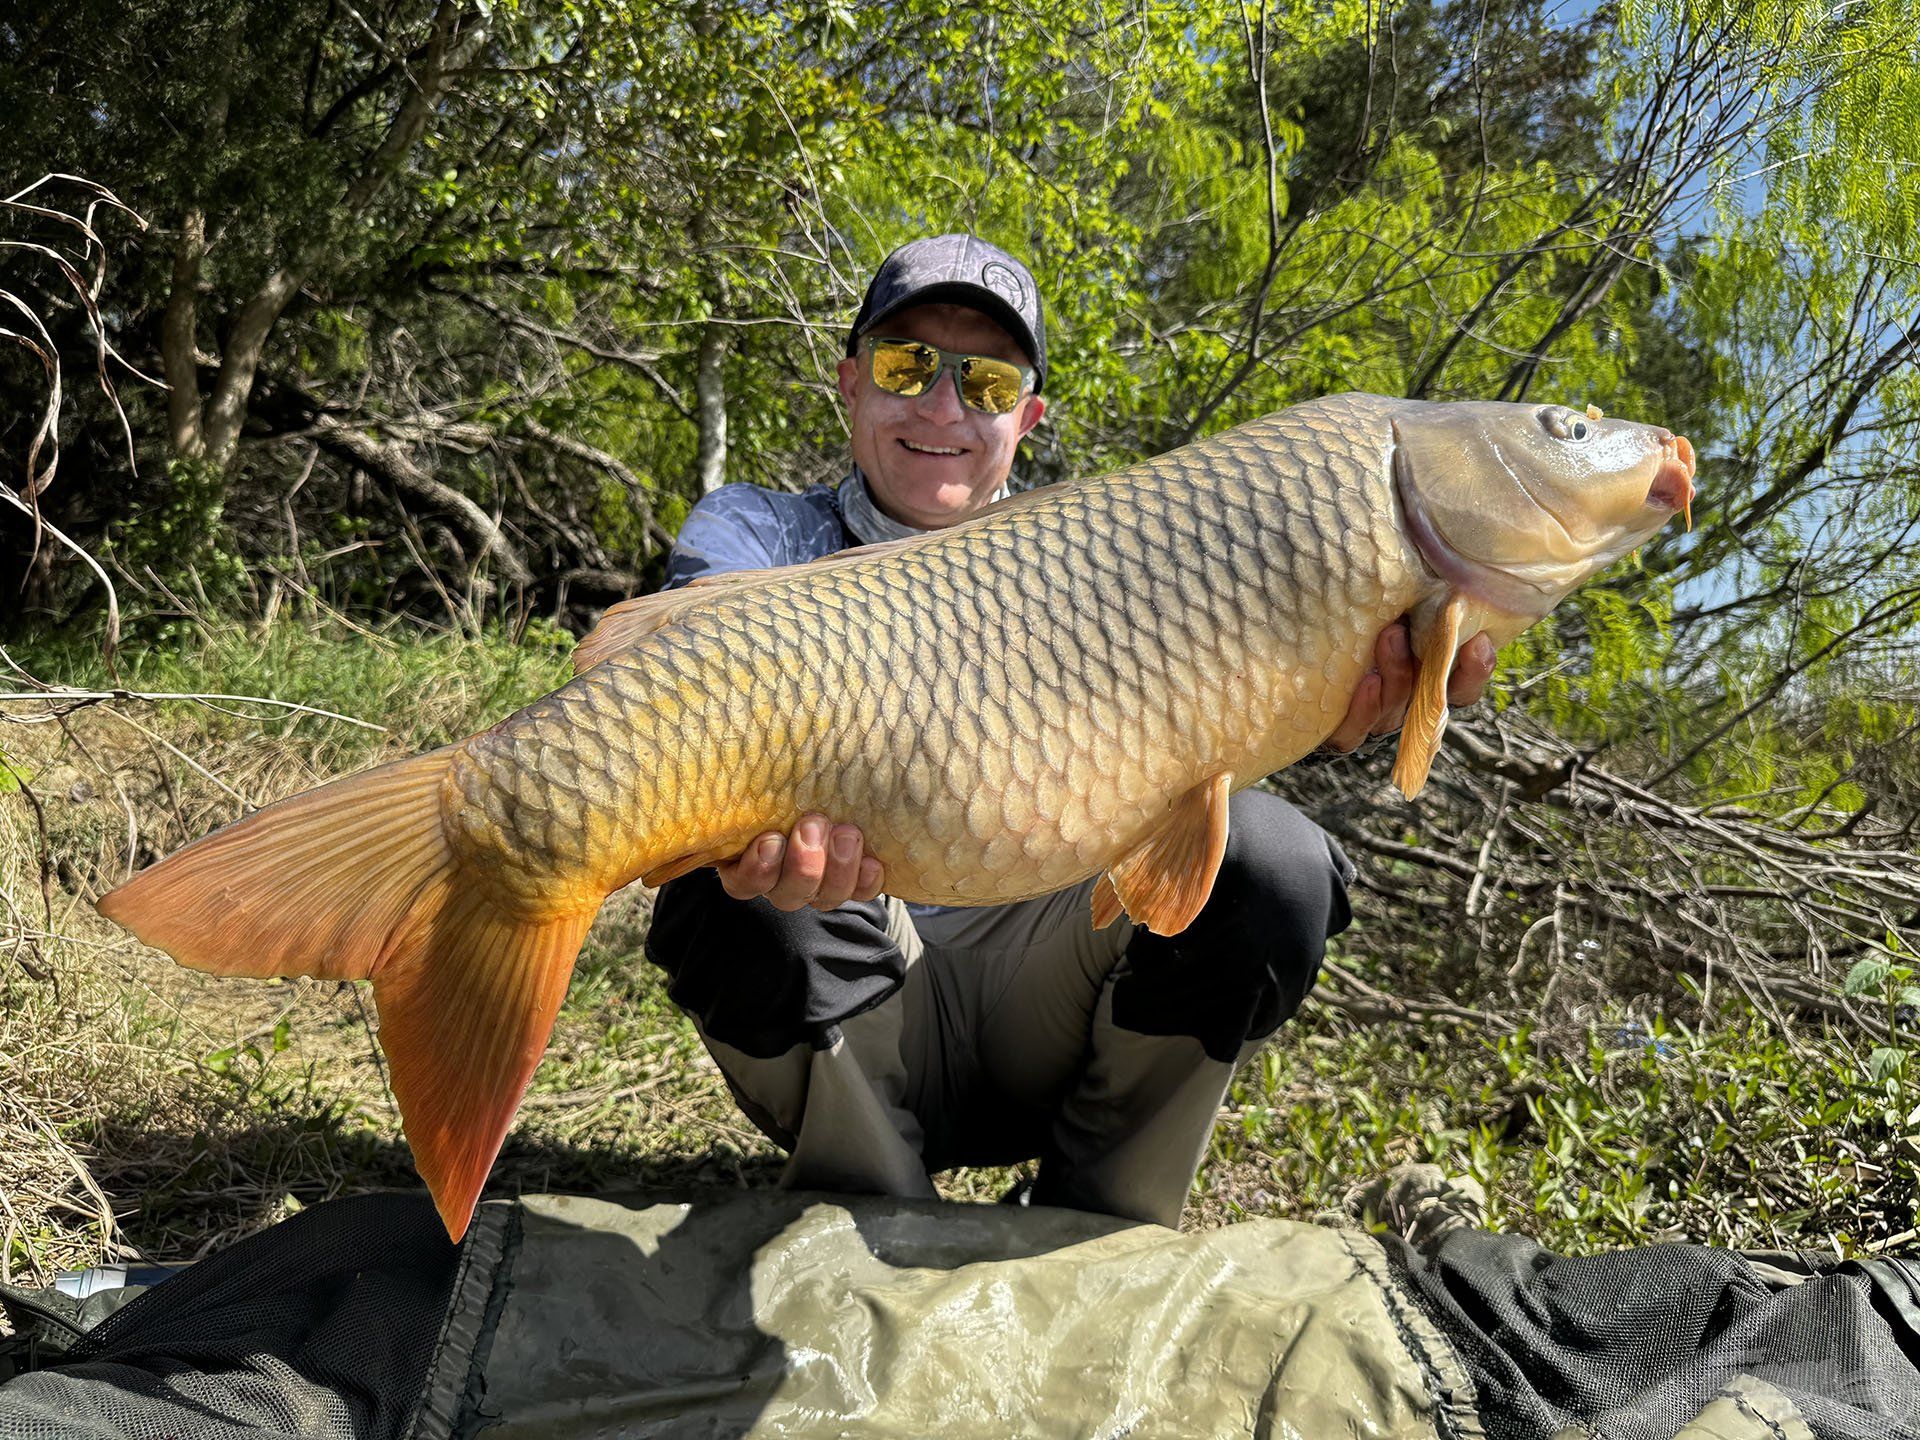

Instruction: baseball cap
[847,234,1047,393]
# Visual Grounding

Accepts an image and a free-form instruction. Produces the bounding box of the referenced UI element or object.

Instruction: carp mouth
[1647,433,1696,530]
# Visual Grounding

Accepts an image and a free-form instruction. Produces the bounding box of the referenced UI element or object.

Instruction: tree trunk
[161,205,208,460]
[191,1,488,473]
[693,318,728,494]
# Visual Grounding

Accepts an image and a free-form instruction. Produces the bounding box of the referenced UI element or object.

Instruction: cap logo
[979,261,1028,313]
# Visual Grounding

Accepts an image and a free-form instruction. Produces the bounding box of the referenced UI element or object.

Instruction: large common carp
[98,392,1695,1240]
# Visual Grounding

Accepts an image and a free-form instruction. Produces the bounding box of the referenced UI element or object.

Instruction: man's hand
[1323,621,1497,754]
[714,813,886,912]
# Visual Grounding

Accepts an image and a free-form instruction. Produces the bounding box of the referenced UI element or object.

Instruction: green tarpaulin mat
[3,1188,1917,1438]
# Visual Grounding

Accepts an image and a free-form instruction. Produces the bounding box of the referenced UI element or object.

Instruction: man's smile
[899,439,967,456]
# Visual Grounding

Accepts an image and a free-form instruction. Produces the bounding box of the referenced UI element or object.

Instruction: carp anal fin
[1391,592,1468,801]
[571,536,931,675]
[1090,771,1232,936]
[97,746,601,1243]
[641,842,748,888]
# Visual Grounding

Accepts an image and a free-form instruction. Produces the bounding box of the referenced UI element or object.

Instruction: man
[644,235,1495,1227]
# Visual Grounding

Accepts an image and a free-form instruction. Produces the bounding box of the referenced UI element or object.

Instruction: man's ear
[1016,393,1047,440]
[836,355,860,407]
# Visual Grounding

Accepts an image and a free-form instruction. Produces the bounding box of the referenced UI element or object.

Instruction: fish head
[1392,399,1695,618]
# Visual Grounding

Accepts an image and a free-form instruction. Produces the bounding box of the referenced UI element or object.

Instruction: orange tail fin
[96,747,598,1241]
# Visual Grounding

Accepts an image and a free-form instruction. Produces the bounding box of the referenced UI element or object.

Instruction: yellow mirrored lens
[958,357,1023,414]
[871,341,937,396]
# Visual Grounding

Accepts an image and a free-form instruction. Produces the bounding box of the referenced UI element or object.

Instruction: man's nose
[913,368,966,423]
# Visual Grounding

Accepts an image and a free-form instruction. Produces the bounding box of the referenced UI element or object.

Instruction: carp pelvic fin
[373,897,594,1242]
[1091,771,1233,936]
[1391,592,1467,800]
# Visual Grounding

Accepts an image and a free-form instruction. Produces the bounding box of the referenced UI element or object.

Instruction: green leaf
[1845,958,1893,997]
[1868,1048,1908,1083]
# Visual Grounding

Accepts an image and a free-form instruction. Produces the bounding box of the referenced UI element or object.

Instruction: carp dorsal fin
[571,485,1083,675]
[1090,771,1233,936]
[570,536,927,675]
[1391,591,1468,800]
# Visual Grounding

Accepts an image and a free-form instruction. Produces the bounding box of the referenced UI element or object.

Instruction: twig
[0,683,387,733]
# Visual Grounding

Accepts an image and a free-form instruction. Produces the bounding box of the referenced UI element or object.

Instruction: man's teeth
[902,441,964,455]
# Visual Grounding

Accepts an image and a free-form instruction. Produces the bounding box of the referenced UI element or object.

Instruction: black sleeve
[643,866,910,1059]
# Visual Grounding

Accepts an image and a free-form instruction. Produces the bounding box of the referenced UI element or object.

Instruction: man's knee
[645,867,909,1059]
[1206,788,1355,964]
[1109,788,1354,1060]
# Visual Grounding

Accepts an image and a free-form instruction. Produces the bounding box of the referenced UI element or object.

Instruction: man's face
[836,303,1046,530]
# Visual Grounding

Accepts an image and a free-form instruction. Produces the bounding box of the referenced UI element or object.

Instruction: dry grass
[0,617,799,1281]
[3,613,1907,1295]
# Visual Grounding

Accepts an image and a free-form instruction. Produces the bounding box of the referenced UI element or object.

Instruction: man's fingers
[716,831,786,901]
[1370,623,1415,735]
[852,856,885,903]
[1447,631,1497,707]
[809,823,866,911]
[766,813,830,911]
[1325,670,1382,753]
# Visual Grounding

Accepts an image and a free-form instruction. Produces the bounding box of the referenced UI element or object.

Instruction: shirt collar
[837,466,1012,546]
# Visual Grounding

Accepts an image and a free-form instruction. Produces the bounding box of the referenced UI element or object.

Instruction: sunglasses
[863,335,1033,416]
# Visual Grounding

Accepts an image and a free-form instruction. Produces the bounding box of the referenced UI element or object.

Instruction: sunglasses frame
[862,334,1034,415]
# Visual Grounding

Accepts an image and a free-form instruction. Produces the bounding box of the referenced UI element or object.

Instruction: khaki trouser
[650,788,1353,1228]
[704,881,1271,1228]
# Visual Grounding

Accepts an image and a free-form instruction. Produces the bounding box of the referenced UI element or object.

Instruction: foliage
[1210,992,1917,1255]
[4,0,1920,1263]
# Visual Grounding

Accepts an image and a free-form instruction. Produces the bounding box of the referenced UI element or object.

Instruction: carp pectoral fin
[373,898,594,1242]
[1391,592,1467,801]
[1090,873,1123,930]
[1095,771,1233,937]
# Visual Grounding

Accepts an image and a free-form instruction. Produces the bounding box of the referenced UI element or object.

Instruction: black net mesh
[1387,1228,1920,1440]
[0,1193,465,1440]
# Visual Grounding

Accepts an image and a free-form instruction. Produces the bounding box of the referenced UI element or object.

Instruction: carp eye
[1541,407,1592,443]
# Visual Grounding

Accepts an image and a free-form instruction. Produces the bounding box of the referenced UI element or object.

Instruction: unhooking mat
[3,1187,1919,1439]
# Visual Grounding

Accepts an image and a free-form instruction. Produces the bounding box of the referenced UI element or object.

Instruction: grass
[1,611,1913,1290]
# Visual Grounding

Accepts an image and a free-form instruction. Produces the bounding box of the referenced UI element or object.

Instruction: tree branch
[306,414,530,584]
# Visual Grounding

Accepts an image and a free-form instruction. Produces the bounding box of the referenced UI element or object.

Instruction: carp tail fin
[97,746,599,1241]
[96,747,463,981]
[374,898,594,1241]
